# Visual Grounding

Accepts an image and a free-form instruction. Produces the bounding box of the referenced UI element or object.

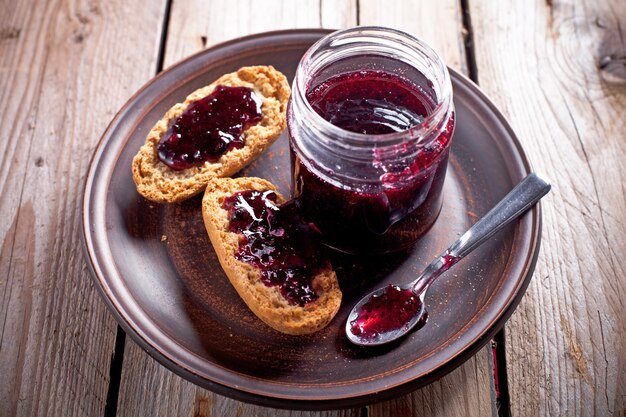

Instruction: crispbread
[132,66,290,203]
[202,177,342,335]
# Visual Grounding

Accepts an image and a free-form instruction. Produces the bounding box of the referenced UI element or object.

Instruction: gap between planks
[458,0,510,415]
[103,1,174,416]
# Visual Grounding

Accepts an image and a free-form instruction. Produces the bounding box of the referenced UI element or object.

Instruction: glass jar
[288,27,455,254]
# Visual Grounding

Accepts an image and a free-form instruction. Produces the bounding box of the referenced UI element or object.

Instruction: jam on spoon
[349,284,424,339]
[346,173,551,346]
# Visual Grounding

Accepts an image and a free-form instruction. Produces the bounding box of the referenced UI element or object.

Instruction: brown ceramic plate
[83,29,541,409]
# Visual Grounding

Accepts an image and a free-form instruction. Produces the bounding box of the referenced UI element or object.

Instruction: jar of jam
[288,27,455,254]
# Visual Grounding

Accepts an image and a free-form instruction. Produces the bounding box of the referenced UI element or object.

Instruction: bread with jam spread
[202,176,342,335]
[132,66,290,203]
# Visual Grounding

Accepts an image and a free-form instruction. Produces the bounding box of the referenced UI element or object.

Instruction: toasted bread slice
[132,66,290,203]
[202,177,342,335]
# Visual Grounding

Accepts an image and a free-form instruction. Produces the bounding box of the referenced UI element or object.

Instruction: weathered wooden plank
[368,349,495,417]
[0,0,166,416]
[118,351,360,417]
[163,0,357,69]
[469,0,626,415]
[358,2,494,416]
[358,0,467,74]
[118,1,359,416]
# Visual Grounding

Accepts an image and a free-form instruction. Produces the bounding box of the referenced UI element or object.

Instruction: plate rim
[82,28,542,410]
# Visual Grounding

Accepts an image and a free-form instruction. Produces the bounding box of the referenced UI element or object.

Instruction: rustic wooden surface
[0,0,623,416]
[0,1,166,416]
[470,0,626,416]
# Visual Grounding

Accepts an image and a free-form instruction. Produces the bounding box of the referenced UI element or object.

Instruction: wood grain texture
[358,0,467,73]
[118,2,360,416]
[117,1,496,416]
[368,348,495,417]
[358,2,494,416]
[117,352,360,417]
[0,0,166,416]
[469,0,626,415]
[162,0,357,69]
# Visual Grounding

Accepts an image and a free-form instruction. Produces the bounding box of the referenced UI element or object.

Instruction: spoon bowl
[346,173,551,346]
[346,284,427,346]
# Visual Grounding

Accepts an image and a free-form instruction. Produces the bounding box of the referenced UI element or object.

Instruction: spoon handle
[448,173,551,259]
[412,173,550,294]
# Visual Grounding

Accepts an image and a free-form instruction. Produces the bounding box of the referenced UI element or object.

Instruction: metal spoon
[346,173,551,346]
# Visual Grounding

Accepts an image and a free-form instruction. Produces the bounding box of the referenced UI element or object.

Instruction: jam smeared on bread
[222,190,328,306]
[202,177,342,335]
[157,85,263,170]
[132,66,290,203]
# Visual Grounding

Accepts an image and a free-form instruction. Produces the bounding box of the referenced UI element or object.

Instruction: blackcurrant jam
[288,27,455,254]
[307,70,433,135]
[158,85,262,170]
[350,285,424,339]
[222,190,328,306]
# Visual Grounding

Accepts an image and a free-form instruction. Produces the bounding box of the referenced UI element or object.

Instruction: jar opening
[293,26,453,149]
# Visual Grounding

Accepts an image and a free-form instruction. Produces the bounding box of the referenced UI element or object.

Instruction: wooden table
[1,0,624,416]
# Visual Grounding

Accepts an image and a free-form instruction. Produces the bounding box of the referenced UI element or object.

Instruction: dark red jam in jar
[288,27,455,254]
[222,189,328,306]
[158,85,262,170]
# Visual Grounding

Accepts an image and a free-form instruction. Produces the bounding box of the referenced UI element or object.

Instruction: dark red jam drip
[292,69,454,253]
[306,70,434,134]
[222,190,328,306]
[158,85,262,171]
[350,284,423,339]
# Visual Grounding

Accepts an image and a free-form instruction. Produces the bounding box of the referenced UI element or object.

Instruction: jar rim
[293,26,453,148]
